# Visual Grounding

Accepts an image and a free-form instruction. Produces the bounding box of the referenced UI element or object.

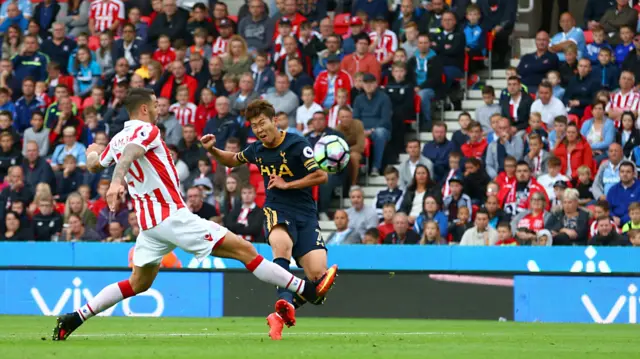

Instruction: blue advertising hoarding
[0,270,223,317]
[514,276,640,324]
[1,242,639,273]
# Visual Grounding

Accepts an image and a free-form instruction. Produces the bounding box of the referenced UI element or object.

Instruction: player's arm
[86,143,107,174]
[201,134,245,167]
[111,144,145,185]
[269,170,328,190]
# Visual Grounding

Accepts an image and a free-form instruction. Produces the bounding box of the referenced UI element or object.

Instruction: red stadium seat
[88,36,100,51]
[70,96,82,111]
[333,13,350,36]
[403,94,422,138]
[464,31,494,99]
[249,164,266,207]
[140,16,152,26]
[227,15,238,23]
[584,30,593,44]
[312,186,319,201]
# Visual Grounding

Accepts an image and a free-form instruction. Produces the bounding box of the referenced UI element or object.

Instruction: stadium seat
[249,164,266,207]
[403,94,421,138]
[88,36,100,51]
[312,185,319,201]
[333,13,350,36]
[584,30,593,44]
[363,137,371,185]
[140,16,152,26]
[464,31,495,100]
[228,15,238,23]
[70,96,83,111]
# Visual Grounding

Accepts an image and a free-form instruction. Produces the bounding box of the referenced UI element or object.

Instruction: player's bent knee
[213,232,259,264]
[268,225,293,255]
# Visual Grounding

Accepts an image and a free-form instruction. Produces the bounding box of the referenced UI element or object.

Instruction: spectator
[342,16,365,55]
[88,0,124,35]
[56,155,83,202]
[15,78,45,134]
[499,161,549,217]
[554,122,595,180]
[112,23,145,69]
[462,157,490,204]
[346,186,378,239]
[0,3,28,33]
[335,107,365,186]
[62,213,102,241]
[352,0,387,21]
[327,209,361,245]
[622,202,640,233]
[123,211,139,242]
[56,0,90,38]
[68,45,101,98]
[238,0,273,53]
[397,139,433,190]
[229,73,259,118]
[523,133,550,178]
[421,121,454,182]
[593,48,620,91]
[622,34,640,80]
[0,0,31,22]
[517,31,559,94]
[296,87,322,133]
[40,23,77,75]
[0,209,32,241]
[104,222,128,242]
[186,186,219,222]
[484,194,509,229]
[500,76,534,131]
[432,11,465,83]
[315,34,346,77]
[95,197,128,239]
[600,0,638,46]
[442,175,472,222]
[564,59,599,118]
[0,131,21,181]
[155,97,181,146]
[186,28,213,61]
[486,117,525,179]
[352,73,391,176]
[22,139,55,191]
[314,54,352,110]
[203,96,242,150]
[63,191,96,228]
[222,35,253,76]
[584,0,615,30]
[166,145,189,194]
[477,0,516,68]
[392,0,419,37]
[1,25,23,62]
[161,61,197,104]
[607,161,640,225]
[460,209,498,246]
[31,196,62,241]
[530,82,567,127]
[376,203,396,241]
[586,26,611,66]
[272,0,306,37]
[186,53,210,101]
[383,212,420,244]
[177,124,207,172]
[475,86,501,133]
[152,34,176,68]
[581,100,616,163]
[148,0,188,44]
[251,52,275,96]
[220,173,242,217]
[401,22,419,59]
[510,191,551,243]
[618,112,640,157]
[371,166,403,219]
[274,35,312,76]
[194,88,217,136]
[213,138,249,194]
[589,216,629,246]
[341,34,381,83]
[417,0,446,34]
[407,33,444,128]
[412,194,448,238]
[549,13,585,62]
[460,121,488,160]
[223,184,264,242]
[287,57,313,101]
[606,71,639,125]
[51,126,87,171]
[545,188,590,245]
[263,73,299,127]
[12,35,48,83]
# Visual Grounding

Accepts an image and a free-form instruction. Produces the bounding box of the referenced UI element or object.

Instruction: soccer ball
[313,135,350,174]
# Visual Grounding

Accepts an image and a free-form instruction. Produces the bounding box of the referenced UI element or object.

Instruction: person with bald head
[326,210,361,245]
[0,3,27,33]
[202,96,241,149]
[517,30,559,94]
[160,60,198,103]
[549,13,586,62]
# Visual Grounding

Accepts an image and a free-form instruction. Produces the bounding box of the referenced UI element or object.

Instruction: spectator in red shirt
[495,155,517,190]
[377,203,396,242]
[160,60,197,104]
[153,35,176,68]
[511,191,551,244]
[195,88,217,137]
[499,161,549,217]
[461,121,488,160]
[89,0,125,36]
[314,54,353,109]
[553,122,595,180]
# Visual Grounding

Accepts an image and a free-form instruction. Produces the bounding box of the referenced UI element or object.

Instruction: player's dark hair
[383,165,399,176]
[245,99,276,122]
[123,87,155,116]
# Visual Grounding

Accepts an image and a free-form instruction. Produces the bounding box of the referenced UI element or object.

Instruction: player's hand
[106,182,125,212]
[267,174,288,190]
[86,143,105,156]
[200,134,216,151]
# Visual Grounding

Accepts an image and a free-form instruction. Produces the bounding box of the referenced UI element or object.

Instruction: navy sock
[273,257,294,304]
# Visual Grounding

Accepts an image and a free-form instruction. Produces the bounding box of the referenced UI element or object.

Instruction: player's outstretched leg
[299,249,338,305]
[52,265,160,341]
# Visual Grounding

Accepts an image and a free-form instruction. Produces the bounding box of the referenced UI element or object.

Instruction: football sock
[272,257,295,304]
[76,280,136,322]
[246,256,307,302]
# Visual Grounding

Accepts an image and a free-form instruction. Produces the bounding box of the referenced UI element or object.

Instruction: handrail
[519,0,534,13]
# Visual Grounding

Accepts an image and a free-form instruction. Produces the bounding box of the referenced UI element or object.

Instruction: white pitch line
[0,332,462,339]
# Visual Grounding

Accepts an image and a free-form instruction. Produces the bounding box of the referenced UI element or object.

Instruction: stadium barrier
[2,242,640,272]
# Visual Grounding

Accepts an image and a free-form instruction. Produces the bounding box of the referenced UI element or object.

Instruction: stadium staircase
[318,38,538,239]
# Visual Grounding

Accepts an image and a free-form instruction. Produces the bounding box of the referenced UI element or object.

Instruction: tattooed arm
[106,144,146,210]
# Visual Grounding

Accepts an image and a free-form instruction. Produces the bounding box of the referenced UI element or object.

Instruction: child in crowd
[486,113,502,144]
[522,113,548,152]
[463,4,484,86]
[327,88,350,129]
[272,18,293,63]
[0,88,16,120]
[537,156,571,201]
[58,155,83,202]
[169,86,197,126]
[377,203,396,241]
[551,180,568,211]
[134,51,152,79]
[363,228,380,245]
[546,70,564,100]
[22,112,49,157]
[186,28,213,60]
[223,73,239,95]
[474,86,500,133]
[573,165,594,206]
[36,80,52,107]
[593,47,620,90]
[447,206,472,243]
[153,35,176,68]
[589,200,620,238]
[384,61,414,160]
[299,21,323,61]
[548,115,567,149]
[463,157,490,204]
[495,221,518,245]
[420,220,447,245]
[374,166,404,220]
[629,229,640,246]
[614,25,636,66]
[173,40,187,63]
[451,112,472,150]
[559,43,578,87]
[524,133,549,178]
[460,121,487,160]
[585,25,611,65]
[252,51,275,95]
[105,222,127,242]
[275,111,301,135]
[350,72,365,104]
[401,22,419,59]
[295,86,322,133]
[533,229,553,246]
[495,156,517,190]
[441,151,463,197]
[443,176,472,224]
[82,107,107,143]
[622,202,640,233]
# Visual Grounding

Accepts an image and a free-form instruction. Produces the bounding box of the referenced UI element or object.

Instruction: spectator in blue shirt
[14,77,44,134]
[593,47,620,91]
[0,88,17,122]
[68,46,101,98]
[422,121,455,182]
[0,0,32,22]
[607,161,640,225]
[50,126,87,171]
[585,25,612,64]
[11,35,48,83]
[352,0,388,21]
[0,3,28,33]
[614,25,636,66]
[549,13,586,62]
[33,0,60,39]
[517,31,559,94]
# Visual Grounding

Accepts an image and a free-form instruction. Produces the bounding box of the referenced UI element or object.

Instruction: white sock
[76,280,136,322]
[245,255,306,295]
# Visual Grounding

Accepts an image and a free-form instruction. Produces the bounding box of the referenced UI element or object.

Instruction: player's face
[145,96,159,124]
[250,114,278,145]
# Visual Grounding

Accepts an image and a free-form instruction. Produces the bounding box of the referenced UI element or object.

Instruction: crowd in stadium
[0,0,639,247]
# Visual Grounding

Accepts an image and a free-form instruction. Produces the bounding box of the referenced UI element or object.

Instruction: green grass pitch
[0,316,638,359]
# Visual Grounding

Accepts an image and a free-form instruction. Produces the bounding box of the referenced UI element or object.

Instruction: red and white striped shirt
[89,0,125,33]
[606,90,640,127]
[589,219,621,238]
[169,102,197,126]
[369,30,398,63]
[272,35,287,64]
[99,120,186,230]
[237,203,256,241]
[212,37,229,57]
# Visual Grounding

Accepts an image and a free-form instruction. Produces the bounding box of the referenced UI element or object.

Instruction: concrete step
[520,39,535,49]
[468,88,500,99]
[319,220,336,231]
[367,176,386,186]
[486,79,507,88]
[321,231,332,239]
[491,69,506,78]
[418,132,434,141]
[462,100,485,110]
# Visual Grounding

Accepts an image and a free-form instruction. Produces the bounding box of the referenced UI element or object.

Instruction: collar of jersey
[262,131,286,148]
